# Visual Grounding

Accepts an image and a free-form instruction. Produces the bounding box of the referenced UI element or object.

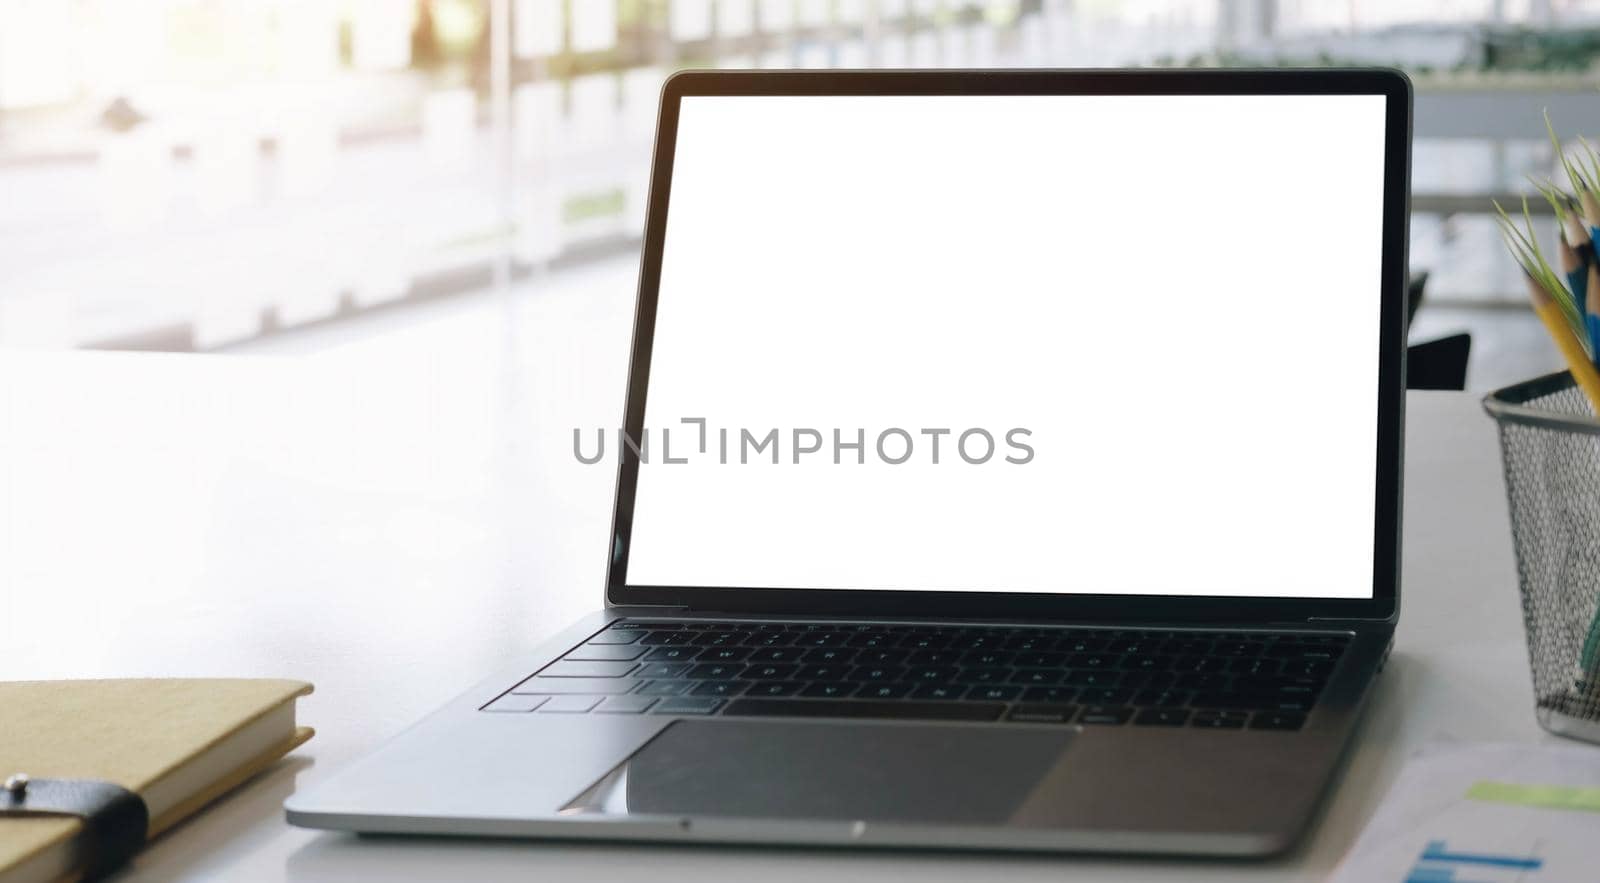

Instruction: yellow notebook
[0,679,313,883]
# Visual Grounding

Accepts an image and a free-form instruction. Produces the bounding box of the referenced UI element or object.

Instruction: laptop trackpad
[561,720,1073,824]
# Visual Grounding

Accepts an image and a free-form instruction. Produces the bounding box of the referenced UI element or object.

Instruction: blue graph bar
[1405,866,1458,883]
[1419,840,1543,871]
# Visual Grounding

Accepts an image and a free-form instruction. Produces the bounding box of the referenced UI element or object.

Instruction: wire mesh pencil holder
[1484,371,1600,744]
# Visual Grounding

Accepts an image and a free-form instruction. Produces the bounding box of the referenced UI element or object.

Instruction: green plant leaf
[1533,176,1574,230]
[1496,198,1587,341]
[1547,109,1590,192]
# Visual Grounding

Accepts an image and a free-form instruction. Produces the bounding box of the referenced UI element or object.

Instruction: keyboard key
[483,694,547,712]
[801,682,858,698]
[1008,703,1077,723]
[1057,637,1108,653]
[795,631,849,648]
[695,631,754,647]
[595,695,658,714]
[654,697,725,715]
[1283,660,1334,678]
[1003,635,1054,652]
[897,634,952,650]
[1121,654,1174,672]
[639,631,696,646]
[910,684,968,701]
[961,651,1016,667]
[846,632,895,648]
[539,660,639,679]
[585,630,645,645]
[692,681,750,698]
[957,667,1012,684]
[1265,642,1341,660]
[748,647,806,663]
[687,663,746,680]
[512,678,638,695]
[637,680,693,696]
[1208,690,1314,711]
[1067,653,1118,669]
[1133,708,1190,727]
[1226,656,1282,676]
[795,664,851,680]
[1014,652,1067,668]
[1010,668,1063,686]
[610,621,677,630]
[1190,711,1247,729]
[970,685,1022,702]
[745,663,798,680]
[906,666,960,682]
[1078,705,1134,725]
[747,680,806,697]
[644,646,702,662]
[564,644,649,662]
[1134,690,1192,708]
[1120,671,1175,690]
[907,650,963,666]
[638,663,692,679]
[1174,673,1231,690]
[1079,687,1133,705]
[538,695,602,713]
[1250,711,1307,731]
[1063,669,1122,687]
[747,633,796,647]
[803,647,859,664]
[1171,656,1225,673]
[857,682,914,699]
[849,665,908,682]
[1192,692,1270,711]
[855,649,909,665]
[700,647,753,663]
[723,698,1004,721]
[949,634,1003,651]
[1233,675,1324,693]
[1022,686,1079,703]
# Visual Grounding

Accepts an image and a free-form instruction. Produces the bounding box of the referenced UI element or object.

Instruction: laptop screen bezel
[604,69,1409,624]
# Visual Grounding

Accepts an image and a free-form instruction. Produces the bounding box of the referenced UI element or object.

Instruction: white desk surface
[0,278,1562,880]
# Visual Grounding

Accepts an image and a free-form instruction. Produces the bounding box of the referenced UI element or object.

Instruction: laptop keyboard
[485,621,1350,731]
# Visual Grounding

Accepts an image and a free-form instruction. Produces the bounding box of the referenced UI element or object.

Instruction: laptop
[287,69,1411,856]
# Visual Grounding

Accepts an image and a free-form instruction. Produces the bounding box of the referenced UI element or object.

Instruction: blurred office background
[4,0,1600,387]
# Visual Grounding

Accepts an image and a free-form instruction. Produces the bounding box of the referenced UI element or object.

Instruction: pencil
[1527,272,1600,413]
[1560,229,1588,304]
[1563,210,1593,266]
[1589,264,1600,363]
[1581,189,1600,243]
[1558,213,1594,328]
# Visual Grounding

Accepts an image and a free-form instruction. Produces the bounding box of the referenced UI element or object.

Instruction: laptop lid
[604,70,1409,624]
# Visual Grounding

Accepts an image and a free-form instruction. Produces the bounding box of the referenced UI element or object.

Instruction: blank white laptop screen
[624,93,1387,599]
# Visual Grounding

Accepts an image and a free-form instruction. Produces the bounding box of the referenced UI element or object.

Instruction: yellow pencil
[1527,273,1600,413]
